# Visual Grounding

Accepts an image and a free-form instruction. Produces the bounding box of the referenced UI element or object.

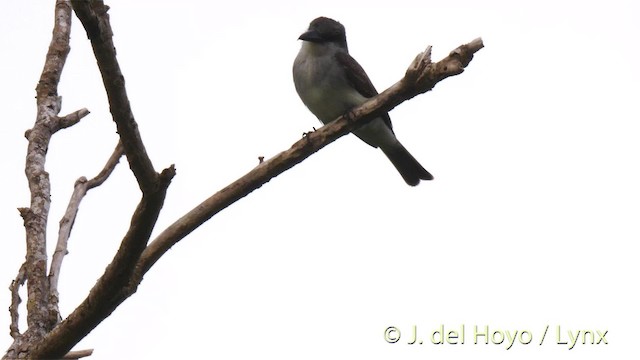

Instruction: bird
[292,16,433,186]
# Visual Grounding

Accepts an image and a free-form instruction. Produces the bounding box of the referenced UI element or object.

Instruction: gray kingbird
[292,16,433,186]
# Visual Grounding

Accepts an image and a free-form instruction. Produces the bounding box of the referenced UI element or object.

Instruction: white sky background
[1,0,639,359]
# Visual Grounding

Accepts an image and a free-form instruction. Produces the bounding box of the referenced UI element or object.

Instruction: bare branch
[404,37,484,95]
[49,142,125,299]
[8,263,27,339]
[22,0,74,340]
[55,108,91,131]
[70,0,159,193]
[62,349,94,359]
[6,3,115,358]
[137,37,484,276]
[86,142,125,189]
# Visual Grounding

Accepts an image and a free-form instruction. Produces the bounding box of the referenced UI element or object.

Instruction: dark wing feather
[335,51,393,131]
[335,51,378,97]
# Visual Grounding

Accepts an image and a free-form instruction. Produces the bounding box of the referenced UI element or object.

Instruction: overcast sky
[1,0,639,359]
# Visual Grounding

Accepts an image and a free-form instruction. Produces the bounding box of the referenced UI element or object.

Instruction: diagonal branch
[84,142,126,189]
[136,37,484,276]
[48,142,125,302]
[70,0,159,194]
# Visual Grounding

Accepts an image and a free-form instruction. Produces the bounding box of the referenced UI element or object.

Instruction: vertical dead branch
[8,263,27,339]
[22,0,73,339]
[4,1,89,358]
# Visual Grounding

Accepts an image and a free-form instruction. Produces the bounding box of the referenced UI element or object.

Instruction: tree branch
[4,2,81,359]
[23,0,74,338]
[48,142,125,306]
[8,263,27,339]
[62,349,94,359]
[136,37,484,276]
[70,0,159,194]
[55,108,91,132]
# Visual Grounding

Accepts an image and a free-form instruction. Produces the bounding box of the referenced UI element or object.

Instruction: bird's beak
[298,29,323,42]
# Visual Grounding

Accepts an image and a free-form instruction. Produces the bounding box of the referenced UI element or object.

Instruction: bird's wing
[335,51,378,97]
[335,51,393,131]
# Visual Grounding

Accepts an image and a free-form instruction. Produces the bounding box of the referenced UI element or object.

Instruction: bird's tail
[381,142,433,186]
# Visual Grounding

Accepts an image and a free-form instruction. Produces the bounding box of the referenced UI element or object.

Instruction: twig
[8,263,27,339]
[56,108,91,132]
[49,142,125,299]
[62,349,94,359]
[85,142,125,189]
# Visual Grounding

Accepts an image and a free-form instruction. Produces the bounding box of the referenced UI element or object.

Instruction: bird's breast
[293,51,367,124]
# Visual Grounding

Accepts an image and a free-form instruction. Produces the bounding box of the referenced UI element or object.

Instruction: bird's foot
[302,127,317,138]
[345,109,358,123]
